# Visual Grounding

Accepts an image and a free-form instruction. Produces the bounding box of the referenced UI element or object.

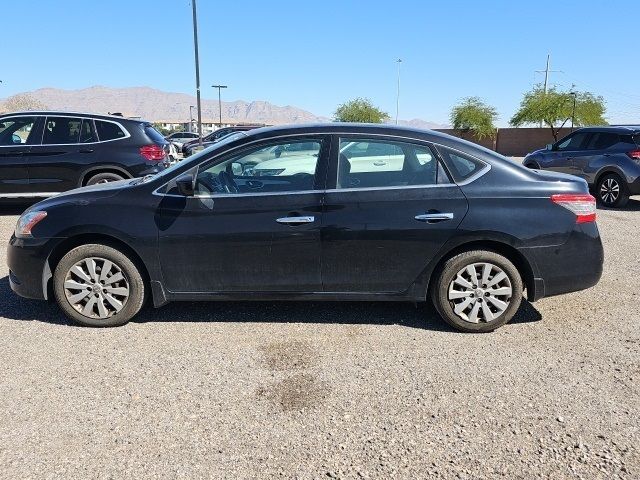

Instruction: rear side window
[437,146,486,182]
[43,117,82,144]
[95,120,127,141]
[633,134,640,147]
[144,125,166,143]
[337,138,446,189]
[586,132,619,150]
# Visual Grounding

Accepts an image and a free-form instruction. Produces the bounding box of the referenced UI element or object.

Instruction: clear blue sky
[2,0,638,126]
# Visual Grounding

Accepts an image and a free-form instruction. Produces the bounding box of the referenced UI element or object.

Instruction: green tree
[450,97,497,139]
[510,86,606,141]
[334,98,389,123]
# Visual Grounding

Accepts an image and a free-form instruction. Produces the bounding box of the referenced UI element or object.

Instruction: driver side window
[194,139,323,196]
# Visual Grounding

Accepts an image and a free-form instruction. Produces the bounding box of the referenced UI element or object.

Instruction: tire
[430,250,523,333]
[85,172,126,186]
[596,173,629,208]
[53,244,145,327]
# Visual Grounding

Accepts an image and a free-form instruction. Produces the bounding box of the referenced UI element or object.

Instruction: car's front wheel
[597,173,629,208]
[53,244,145,327]
[431,250,523,333]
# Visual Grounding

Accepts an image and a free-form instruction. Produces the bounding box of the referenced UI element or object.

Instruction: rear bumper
[519,222,604,301]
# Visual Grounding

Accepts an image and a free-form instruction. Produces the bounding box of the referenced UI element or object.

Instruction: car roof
[0,111,149,123]
[573,125,640,134]
[242,122,463,144]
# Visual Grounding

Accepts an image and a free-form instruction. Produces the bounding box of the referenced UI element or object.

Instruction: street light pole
[211,85,227,127]
[395,59,402,125]
[189,105,195,133]
[191,0,203,146]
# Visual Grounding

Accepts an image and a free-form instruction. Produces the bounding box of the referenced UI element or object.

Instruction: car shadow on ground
[0,276,543,332]
[598,197,640,212]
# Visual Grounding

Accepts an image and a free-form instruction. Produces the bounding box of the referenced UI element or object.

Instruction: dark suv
[523,126,640,207]
[181,124,264,156]
[0,111,170,198]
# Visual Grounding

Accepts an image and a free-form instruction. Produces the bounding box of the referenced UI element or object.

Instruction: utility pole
[191,0,203,146]
[534,54,562,127]
[189,105,195,133]
[395,59,402,125]
[570,85,577,132]
[211,85,227,127]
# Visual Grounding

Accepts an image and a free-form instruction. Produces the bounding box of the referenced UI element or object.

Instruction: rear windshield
[144,124,166,143]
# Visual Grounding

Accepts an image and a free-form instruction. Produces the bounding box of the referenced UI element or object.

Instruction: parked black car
[8,123,603,332]
[0,111,170,197]
[181,124,263,156]
[523,126,640,207]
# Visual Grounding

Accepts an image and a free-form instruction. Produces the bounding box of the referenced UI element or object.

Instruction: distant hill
[0,86,448,128]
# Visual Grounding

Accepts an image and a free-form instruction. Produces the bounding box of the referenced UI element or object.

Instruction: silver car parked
[523,126,640,207]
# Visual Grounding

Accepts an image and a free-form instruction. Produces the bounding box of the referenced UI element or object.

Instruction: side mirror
[12,134,21,144]
[231,162,243,176]
[176,173,195,196]
[545,143,554,151]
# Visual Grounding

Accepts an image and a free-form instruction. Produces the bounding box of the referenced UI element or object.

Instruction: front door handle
[79,148,94,154]
[276,216,315,225]
[415,212,454,223]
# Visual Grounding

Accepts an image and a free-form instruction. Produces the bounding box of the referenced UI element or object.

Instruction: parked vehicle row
[0,111,170,196]
[523,125,640,208]
[180,124,264,157]
[8,123,603,332]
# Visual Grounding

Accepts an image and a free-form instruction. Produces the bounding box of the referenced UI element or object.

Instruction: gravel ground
[0,199,638,479]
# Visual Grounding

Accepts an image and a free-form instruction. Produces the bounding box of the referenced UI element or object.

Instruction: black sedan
[7,124,604,332]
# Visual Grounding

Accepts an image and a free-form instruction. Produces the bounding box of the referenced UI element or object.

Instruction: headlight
[15,211,47,238]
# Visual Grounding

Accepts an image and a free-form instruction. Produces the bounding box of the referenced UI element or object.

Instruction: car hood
[26,180,132,211]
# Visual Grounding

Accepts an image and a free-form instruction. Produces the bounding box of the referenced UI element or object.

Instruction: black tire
[596,173,629,208]
[85,172,126,186]
[430,250,523,333]
[53,244,145,327]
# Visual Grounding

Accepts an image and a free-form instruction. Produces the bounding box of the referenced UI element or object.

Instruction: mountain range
[0,86,447,129]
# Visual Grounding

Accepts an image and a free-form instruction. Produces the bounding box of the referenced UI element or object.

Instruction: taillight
[139,144,166,162]
[551,194,596,224]
[626,149,640,160]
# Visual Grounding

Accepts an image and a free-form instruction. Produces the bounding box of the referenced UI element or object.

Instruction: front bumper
[7,235,59,301]
[520,222,604,301]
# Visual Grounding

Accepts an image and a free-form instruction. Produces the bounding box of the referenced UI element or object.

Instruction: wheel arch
[593,167,626,189]
[79,165,133,187]
[43,233,151,302]
[415,239,536,302]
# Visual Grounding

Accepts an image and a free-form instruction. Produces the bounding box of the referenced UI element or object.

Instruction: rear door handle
[79,148,94,153]
[415,213,454,223]
[276,216,315,224]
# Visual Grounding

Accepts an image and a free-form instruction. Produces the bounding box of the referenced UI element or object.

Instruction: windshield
[138,131,248,184]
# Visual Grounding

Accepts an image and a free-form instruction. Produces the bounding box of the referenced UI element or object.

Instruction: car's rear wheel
[597,173,629,208]
[431,250,523,333]
[53,244,145,327]
[85,172,126,186]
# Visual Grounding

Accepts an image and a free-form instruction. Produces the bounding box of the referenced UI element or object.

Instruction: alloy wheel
[599,178,619,205]
[447,262,513,323]
[63,257,130,319]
